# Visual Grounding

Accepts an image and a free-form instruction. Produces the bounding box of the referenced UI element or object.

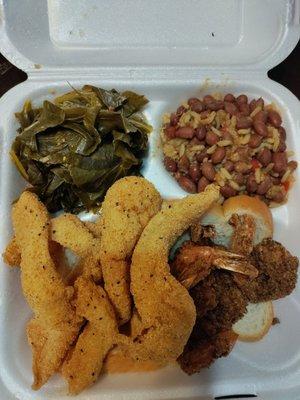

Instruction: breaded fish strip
[2,236,20,266]
[127,185,220,363]
[100,177,162,324]
[4,216,103,281]
[51,215,102,282]
[62,277,119,394]
[12,192,82,389]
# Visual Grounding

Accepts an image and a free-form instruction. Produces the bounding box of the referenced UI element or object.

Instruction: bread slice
[200,195,273,248]
[233,302,274,342]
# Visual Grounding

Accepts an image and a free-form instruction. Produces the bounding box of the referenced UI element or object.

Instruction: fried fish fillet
[100,177,162,324]
[51,214,103,282]
[12,192,82,389]
[125,184,220,363]
[2,236,20,267]
[61,277,119,394]
[4,215,103,281]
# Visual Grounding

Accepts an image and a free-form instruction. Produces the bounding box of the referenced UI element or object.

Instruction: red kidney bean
[278,126,286,140]
[220,184,237,198]
[235,173,245,186]
[271,177,281,185]
[249,99,257,112]
[164,156,177,172]
[248,134,263,148]
[256,176,272,195]
[253,120,268,137]
[176,105,186,116]
[271,191,285,203]
[201,162,216,181]
[256,97,264,109]
[197,176,210,192]
[211,147,226,164]
[257,148,272,167]
[249,98,264,112]
[253,110,268,123]
[268,110,282,127]
[288,160,298,171]
[175,126,195,139]
[224,93,235,102]
[246,174,258,193]
[236,116,252,129]
[189,162,201,182]
[188,98,204,113]
[224,101,238,115]
[177,176,197,193]
[206,131,219,146]
[272,152,287,173]
[203,95,214,105]
[164,125,176,139]
[207,100,224,111]
[170,113,179,126]
[190,137,202,146]
[195,126,207,140]
[236,146,251,161]
[239,103,250,116]
[236,94,248,105]
[234,161,251,174]
[178,155,190,173]
[277,140,287,152]
[196,150,207,163]
[222,130,232,141]
[200,110,211,119]
[223,160,234,172]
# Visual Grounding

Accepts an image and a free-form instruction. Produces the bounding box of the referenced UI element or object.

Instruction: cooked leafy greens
[11,85,152,213]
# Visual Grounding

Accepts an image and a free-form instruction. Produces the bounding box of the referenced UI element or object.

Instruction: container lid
[0,0,299,75]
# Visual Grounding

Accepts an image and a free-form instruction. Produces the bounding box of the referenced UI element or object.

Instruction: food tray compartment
[0,76,300,400]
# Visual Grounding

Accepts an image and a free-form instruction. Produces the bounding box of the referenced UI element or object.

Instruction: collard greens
[11,85,152,213]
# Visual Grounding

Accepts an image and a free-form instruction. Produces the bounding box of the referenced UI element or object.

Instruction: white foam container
[0,1,300,399]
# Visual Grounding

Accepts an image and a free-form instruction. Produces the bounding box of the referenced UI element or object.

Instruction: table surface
[0,41,299,99]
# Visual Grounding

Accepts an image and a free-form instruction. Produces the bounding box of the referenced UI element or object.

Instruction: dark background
[0,41,299,98]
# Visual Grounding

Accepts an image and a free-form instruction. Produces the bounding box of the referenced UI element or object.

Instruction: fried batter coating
[178,329,238,374]
[12,192,82,389]
[61,277,119,394]
[100,177,162,324]
[2,236,20,267]
[126,185,220,363]
[4,215,103,281]
[229,214,256,255]
[52,214,102,282]
[236,238,299,302]
[195,272,247,337]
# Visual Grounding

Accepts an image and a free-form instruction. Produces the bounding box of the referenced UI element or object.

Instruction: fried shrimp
[62,277,119,394]
[125,184,220,363]
[100,177,162,324]
[12,192,82,389]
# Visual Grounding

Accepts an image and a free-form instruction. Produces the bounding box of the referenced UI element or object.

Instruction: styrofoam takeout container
[0,0,300,399]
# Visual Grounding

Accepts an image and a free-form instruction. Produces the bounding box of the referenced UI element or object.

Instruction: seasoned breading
[126,185,220,363]
[61,277,119,394]
[100,177,162,324]
[229,214,256,255]
[12,192,82,389]
[4,215,103,281]
[52,214,102,282]
[236,238,299,302]
[178,329,238,374]
[2,236,20,267]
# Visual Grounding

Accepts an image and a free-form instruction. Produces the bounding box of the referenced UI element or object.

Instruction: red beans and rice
[161,93,297,205]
